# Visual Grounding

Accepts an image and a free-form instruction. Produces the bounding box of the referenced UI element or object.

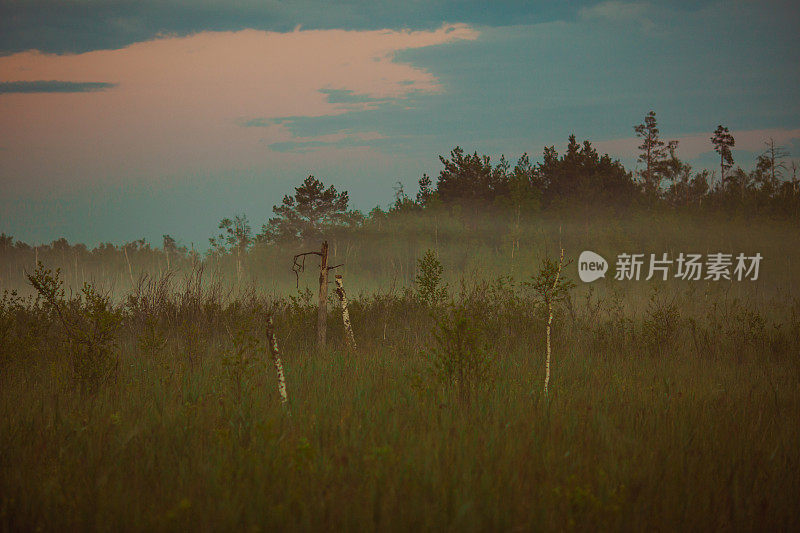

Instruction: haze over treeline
[1,112,798,294]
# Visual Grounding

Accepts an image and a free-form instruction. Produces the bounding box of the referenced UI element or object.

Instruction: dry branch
[290,241,343,350]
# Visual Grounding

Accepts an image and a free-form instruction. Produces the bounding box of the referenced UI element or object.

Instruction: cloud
[0,80,116,93]
[269,131,388,153]
[578,1,657,33]
[0,0,587,54]
[319,88,387,105]
[579,1,649,22]
[1,0,798,247]
[0,25,478,188]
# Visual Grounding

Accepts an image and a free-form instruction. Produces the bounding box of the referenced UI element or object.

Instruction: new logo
[578,250,608,282]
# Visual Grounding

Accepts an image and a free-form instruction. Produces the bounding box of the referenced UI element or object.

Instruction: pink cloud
[0,25,479,189]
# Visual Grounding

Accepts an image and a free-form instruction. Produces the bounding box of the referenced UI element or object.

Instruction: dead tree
[292,240,342,350]
[335,274,356,351]
[317,241,329,349]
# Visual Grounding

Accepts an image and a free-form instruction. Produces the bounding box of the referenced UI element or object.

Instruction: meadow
[1,210,799,531]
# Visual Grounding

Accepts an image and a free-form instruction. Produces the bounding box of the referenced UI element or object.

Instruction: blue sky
[1,1,798,248]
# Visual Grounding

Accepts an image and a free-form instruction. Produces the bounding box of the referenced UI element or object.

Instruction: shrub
[426,304,492,402]
[415,249,448,308]
[524,250,574,394]
[27,263,121,394]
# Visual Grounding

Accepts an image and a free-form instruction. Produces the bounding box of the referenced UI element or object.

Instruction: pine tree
[634,111,671,193]
[711,125,735,182]
[259,175,351,243]
[755,138,789,188]
[416,173,433,207]
[210,215,252,282]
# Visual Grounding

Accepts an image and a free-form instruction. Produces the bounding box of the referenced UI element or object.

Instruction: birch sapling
[266,315,289,407]
[335,274,357,351]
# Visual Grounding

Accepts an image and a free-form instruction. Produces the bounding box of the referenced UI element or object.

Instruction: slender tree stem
[335,274,357,351]
[544,248,565,395]
[318,241,328,350]
[266,315,289,408]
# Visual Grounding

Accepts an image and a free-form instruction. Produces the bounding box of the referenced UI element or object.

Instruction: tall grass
[1,213,799,530]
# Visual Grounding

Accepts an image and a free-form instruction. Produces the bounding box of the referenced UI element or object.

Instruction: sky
[1,0,799,248]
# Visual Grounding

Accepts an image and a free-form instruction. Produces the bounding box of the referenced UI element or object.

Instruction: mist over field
[3,143,800,530]
[2,0,799,530]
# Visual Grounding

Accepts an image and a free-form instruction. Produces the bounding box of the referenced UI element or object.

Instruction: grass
[1,213,799,531]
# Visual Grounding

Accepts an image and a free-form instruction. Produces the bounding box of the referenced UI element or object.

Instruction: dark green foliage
[162,234,178,255]
[436,146,511,205]
[538,135,638,209]
[0,290,26,367]
[414,249,448,307]
[0,232,13,249]
[662,154,710,208]
[426,303,492,401]
[524,254,575,308]
[415,173,434,207]
[210,214,252,254]
[209,215,253,283]
[260,175,353,243]
[221,314,268,439]
[634,110,679,195]
[711,125,736,180]
[26,262,121,393]
[505,152,542,211]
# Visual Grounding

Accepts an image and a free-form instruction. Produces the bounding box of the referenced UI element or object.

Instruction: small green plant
[642,288,680,355]
[26,262,120,393]
[138,315,168,355]
[0,290,25,367]
[415,249,448,307]
[524,249,574,394]
[426,304,492,402]
[221,317,263,405]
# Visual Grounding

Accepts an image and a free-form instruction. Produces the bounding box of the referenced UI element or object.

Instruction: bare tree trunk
[124,247,135,291]
[720,153,725,182]
[236,246,242,287]
[545,297,553,395]
[335,274,356,351]
[266,315,289,407]
[317,240,329,349]
[544,248,565,395]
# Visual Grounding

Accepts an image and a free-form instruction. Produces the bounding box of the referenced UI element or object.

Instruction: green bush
[415,249,448,308]
[26,263,121,393]
[426,304,492,402]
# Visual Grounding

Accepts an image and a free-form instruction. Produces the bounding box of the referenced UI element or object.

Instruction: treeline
[402,113,799,217]
[0,234,204,295]
[1,111,797,293]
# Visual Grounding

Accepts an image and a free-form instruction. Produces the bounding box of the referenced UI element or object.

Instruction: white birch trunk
[544,248,565,395]
[266,315,289,407]
[335,274,357,351]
